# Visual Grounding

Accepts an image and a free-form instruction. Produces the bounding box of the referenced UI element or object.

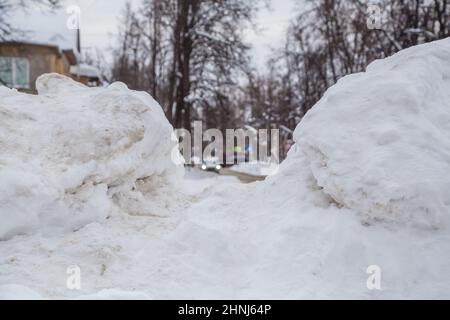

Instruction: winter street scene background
[0,0,449,300]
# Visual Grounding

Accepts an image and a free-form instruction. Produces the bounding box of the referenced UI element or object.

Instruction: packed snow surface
[1,39,450,299]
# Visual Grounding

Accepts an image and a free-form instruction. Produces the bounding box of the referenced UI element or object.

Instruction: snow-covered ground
[1,39,450,299]
[230,161,279,177]
[0,170,243,300]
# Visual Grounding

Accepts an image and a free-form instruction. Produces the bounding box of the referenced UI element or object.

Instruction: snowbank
[0,74,182,240]
[290,38,450,228]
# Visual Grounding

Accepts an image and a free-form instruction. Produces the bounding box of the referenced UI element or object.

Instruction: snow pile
[0,74,182,240]
[290,38,450,228]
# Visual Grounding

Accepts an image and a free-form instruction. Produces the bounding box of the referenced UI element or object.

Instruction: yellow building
[0,41,100,93]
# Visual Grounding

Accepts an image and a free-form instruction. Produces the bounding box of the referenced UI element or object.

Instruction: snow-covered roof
[70,64,100,79]
[8,31,78,53]
[41,32,78,52]
[8,8,78,53]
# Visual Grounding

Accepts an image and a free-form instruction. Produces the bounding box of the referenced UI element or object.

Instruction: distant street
[219,168,266,184]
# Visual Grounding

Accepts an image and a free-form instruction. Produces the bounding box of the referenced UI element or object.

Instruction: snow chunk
[292,38,450,227]
[0,74,182,240]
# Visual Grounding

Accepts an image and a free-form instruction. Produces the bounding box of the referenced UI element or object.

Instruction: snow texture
[0,74,182,240]
[293,38,450,228]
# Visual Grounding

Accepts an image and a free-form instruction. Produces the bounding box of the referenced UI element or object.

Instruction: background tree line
[0,0,60,41]
[0,0,448,134]
[111,0,448,133]
[244,0,449,132]
[111,0,259,132]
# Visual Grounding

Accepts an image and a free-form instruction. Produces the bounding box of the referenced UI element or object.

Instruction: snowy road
[219,168,266,184]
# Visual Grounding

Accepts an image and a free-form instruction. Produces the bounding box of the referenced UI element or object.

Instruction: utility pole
[76,28,81,81]
[77,28,81,54]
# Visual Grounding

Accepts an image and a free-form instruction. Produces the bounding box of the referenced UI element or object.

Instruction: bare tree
[242,0,449,133]
[111,2,143,90]
[0,0,60,40]
[111,0,260,131]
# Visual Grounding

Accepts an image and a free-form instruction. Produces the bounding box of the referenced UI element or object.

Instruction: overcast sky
[11,0,296,67]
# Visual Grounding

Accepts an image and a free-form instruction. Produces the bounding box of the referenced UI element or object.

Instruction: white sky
[10,0,297,68]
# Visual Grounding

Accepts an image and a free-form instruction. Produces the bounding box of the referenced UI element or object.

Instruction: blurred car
[201,158,222,173]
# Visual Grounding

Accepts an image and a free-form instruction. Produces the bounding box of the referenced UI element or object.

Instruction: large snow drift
[0,74,182,240]
[290,38,450,228]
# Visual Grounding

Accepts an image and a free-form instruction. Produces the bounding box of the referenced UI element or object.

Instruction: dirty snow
[1,39,450,299]
[0,74,182,240]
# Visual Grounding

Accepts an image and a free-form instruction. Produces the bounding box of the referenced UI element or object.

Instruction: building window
[0,57,30,89]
